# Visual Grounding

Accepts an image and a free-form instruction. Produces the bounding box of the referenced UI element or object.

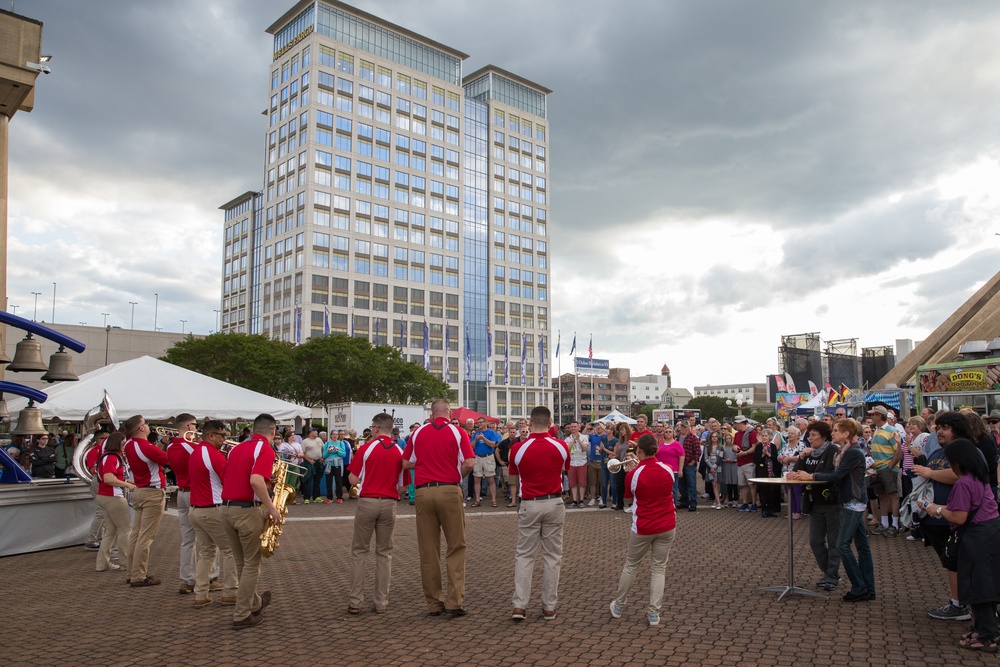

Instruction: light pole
[9,305,17,316]
[726,393,747,417]
[51,282,56,322]
[213,309,220,332]
[128,301,137,329]
[154,293,158,331]
[180,319,187,334]
[30,291,41,321]
[101,312,109,327]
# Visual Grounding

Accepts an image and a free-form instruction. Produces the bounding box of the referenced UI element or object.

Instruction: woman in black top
[795,421,842,590]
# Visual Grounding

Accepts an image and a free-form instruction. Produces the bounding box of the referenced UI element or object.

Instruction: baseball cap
[867,406,888,417]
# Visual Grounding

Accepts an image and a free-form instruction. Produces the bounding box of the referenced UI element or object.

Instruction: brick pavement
[5,495,995,667]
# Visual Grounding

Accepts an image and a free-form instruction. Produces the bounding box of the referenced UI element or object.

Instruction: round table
[748,477,828,601]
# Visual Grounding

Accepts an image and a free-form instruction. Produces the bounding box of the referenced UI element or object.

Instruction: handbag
[941,484,985,570]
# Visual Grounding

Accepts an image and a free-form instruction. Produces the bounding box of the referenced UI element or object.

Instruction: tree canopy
[682,396,738,422]
[162,333,450,407]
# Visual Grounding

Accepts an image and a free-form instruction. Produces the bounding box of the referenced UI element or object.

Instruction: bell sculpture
[41,346,78,382]
[12,401,47,435]
[0,396,9,421]
[6,334,48,373]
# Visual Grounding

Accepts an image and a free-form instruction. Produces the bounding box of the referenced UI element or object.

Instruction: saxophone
[260,457,306,558]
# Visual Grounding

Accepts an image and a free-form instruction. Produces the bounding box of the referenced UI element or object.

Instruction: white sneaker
[609,600,622,619]
[587,499,596,507]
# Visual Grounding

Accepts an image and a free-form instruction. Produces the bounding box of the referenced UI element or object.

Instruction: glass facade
[465,71,546,119]
[462,98,489,412]
[273,4,315,58]
[316,2,462,85]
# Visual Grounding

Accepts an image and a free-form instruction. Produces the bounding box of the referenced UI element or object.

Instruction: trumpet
[607,453,639,474]
[155,426,240,453]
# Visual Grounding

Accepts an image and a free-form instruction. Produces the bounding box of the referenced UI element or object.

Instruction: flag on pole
[775,374,787,393]
[555,330,560,357]
[520,331,527,385]
[422,321,429,371]
[538,335,545,386]
[826,389,839,407]
[588,334,593,361]
[807,380,818,396]
[294,306,302,345]
[839,383,851,403]
[486,327,494,383]
[503,331,509,386]
[443,324,450,381]
[784,372,796,393]
[323,306,330,336]
[569,333,576,357]
[464,324,472,381]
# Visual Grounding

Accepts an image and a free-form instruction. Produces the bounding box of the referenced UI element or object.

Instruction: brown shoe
[178,583,194,594]
[221,596,237,605]
[232,614,263,630]
[209,581,224,592]
[543,609,557,621]
[130,577,161,588]
[374,607,388,614]
[194,598,213,608]
[252,590,271,616]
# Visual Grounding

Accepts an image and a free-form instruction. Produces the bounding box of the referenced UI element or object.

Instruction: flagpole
[574,331,579,423]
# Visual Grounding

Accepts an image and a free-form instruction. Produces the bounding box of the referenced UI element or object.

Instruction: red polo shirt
[349,435,405,499]
[402,417,474,486]
[625,458,676,535]
[222,435,275,503]
[630,429,654,443]
[509,433,569,499]
[166,438,195,489]
[189,442,227,506]
[735,428,758,466]
[123,438,168,489]
[85,440,105,472]
[96,453,126,498]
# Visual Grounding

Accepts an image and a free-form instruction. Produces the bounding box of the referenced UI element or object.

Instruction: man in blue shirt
[472,417,502,507]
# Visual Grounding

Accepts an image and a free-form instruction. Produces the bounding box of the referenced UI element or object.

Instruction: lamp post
[101,312,109,327]
[726,393,747,417]
[213,309,220,332]
[30,291,41,321]
[51,282,56,322]
[128,301,137,329]
[153,293,158,332]
[180,319,187,334]
[9,305,17,316]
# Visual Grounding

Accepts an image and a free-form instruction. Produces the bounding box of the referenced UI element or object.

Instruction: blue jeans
[837,508,875,596]
[600,464,613,505]
[683,465,698,508]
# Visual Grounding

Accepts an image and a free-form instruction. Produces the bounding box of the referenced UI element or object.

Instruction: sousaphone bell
[6,334,48,373]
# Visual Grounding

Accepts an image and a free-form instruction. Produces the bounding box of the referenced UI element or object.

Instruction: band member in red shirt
[188,420,238,608]
[95,432,135,573]
[123,415,167,587]
[167,413,203,595]
[509,405,570,621]
[220,413,281,630]
[346,412,407,614]
[402,398,474,616]
[84,427,111,551]
[609,433,678,628]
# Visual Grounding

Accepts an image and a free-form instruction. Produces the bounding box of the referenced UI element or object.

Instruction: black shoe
[842,591,871,602]
[232,614,263,630]
[427,610,443,617]
[688,507,697,512]
[867,592,877,600]
[444,607,468,617]
[252,590,271,616]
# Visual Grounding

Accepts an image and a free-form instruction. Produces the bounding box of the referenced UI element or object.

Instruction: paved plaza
[5,496,992,667]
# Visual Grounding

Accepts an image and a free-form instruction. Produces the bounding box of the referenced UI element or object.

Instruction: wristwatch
[935,506,943,518]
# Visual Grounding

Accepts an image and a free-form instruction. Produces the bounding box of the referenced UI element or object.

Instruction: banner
[574,357,609,376]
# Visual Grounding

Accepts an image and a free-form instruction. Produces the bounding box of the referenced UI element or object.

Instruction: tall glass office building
[220,0,552,418]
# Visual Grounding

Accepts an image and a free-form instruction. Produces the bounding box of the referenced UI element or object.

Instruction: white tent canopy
[596,409,637,424]
[798,390,830,411]
[5,355,311,422]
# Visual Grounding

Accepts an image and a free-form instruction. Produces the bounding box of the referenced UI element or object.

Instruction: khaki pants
[512,497,565,611]
[220,505,265,622]
[190,507,238,600]
[87,475,105,543]
[128,487,165,582]
[348,497,397,611]
[414,484,466,611]
[95,495,131,572]
[614,529,677,615]
[176,491,197,586]
[587,461,602,499]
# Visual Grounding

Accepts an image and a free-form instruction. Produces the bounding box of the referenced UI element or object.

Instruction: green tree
[683,396,738,422]
[750,408,777,423]
[639,404,657,421]
[161,333,297,399]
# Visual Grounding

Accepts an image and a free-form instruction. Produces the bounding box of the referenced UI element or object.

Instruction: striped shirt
[869,425,899,470]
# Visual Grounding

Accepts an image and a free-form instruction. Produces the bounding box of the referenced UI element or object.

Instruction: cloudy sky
[8,0,1000,389]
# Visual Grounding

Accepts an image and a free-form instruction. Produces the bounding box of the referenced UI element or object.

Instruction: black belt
[223,500,260,508]
[415,482,459,489]
[522,493,562,501]
[192,504,218,508]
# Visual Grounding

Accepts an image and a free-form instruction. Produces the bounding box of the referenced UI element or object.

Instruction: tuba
[71,391,120,484]
[260,456,307,558]
[607,453,639,474]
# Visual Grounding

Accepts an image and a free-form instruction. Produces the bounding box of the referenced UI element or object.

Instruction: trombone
[155,426,241,453]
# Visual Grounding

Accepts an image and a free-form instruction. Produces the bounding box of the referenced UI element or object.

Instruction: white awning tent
[5,355,311,422]
[596,409,637,424]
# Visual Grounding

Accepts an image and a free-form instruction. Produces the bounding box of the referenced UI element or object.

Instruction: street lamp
[9,305,17,316]
[30,291,41,321]
[180,319,187,334]
[128,301,137,329]
[51,282,56,322]
[213,309,220,332]
[154,293,158,331]
[101,312,109,327]
[726,393,747,417]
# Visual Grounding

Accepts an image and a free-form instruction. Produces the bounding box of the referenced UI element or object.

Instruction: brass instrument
[607,453,639,474]
[71,391,120,484]
[260,456,307,558]
[179,429,241,454]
